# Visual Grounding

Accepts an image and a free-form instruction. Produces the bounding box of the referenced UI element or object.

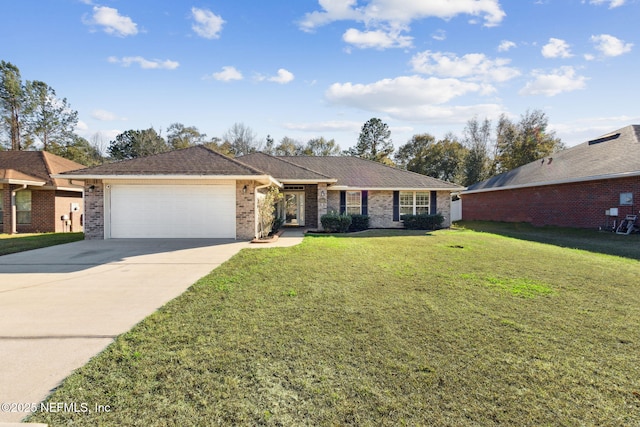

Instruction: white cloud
[91,109,119,121]
[590,34,633,56]
[301,0,505,30]
[541,38,572,58]
[268,69,295,84]
[75,120,89,131]
[108,56,179,70]
[410,51,520,82]
[191,7,225,39]
[432,29,447,41]
[498,40,516,52]
[586,0,625,8]
[326,75,483,112]
[282,120,363,132]
[211,66,243,82]
[85,6,138,37]
[342,28,413,49]
[519,66,588,96]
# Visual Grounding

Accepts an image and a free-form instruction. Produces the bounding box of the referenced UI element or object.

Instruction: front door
[282,192,305,226]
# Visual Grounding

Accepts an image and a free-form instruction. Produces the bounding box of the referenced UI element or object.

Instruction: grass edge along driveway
[29,228,640,426]
[0,232,84,256]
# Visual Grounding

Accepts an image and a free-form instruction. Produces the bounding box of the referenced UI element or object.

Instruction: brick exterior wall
[462,176,640,229]
[83,180,105,240]
[326,190,453,229]
[1,185,82,234]
[303,184,318,228]
[236,180,256,240]
[368,191,403,228]
[317,183,328,229]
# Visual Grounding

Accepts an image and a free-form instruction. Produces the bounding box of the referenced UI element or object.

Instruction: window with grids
[16,190,32,224]
[346,191,361,215]
[400,191,430,217]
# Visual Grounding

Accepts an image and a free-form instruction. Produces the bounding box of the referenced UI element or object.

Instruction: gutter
[328,186,464,192]
[461,170,640,195]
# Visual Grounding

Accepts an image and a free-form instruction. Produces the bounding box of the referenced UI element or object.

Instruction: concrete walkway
[0,230,304,423]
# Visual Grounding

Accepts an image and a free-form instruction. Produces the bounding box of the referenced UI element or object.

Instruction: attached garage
[107,183,236,238]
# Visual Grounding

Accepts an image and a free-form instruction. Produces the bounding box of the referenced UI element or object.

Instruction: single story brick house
[1,151,85,234]
[56,146,462,240]
[461,125,640,229]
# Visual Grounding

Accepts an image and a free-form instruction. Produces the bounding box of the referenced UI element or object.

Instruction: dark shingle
[60,146,265,176]
[281,156,462,190]
[466,125,640,191]
[0,151,86,187]
[237,152,334,181]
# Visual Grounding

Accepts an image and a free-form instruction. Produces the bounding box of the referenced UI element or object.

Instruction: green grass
[28,229,640,426]
[456,220,640,260]
[0,232,84,256]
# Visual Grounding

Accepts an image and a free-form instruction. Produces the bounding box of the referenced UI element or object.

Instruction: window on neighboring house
[400,191,430,217]
[346,191,361,215]
[16,190,32,224]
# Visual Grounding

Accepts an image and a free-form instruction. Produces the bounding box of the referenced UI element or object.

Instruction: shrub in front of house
[321,212,352,233]
[402,213,444,230]
[349,214,370,232]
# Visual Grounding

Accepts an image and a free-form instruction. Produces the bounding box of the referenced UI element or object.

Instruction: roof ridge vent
[588,132,620,145]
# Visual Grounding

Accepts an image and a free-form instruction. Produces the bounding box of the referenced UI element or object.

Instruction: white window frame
[346,191,361,215]
[399,191,430,217]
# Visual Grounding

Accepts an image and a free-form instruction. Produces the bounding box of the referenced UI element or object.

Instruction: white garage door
[109,184,236,238]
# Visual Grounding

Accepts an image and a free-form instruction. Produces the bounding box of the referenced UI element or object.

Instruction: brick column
[317,183,328,229]
[84,180,104,240]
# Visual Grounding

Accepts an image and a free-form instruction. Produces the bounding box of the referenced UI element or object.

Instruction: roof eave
[328,185,463,191]
[0,179,46,186]
[462,170,640,195]
[279,178,338,184]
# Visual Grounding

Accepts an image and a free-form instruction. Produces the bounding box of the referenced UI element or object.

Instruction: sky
[2,0,639,153]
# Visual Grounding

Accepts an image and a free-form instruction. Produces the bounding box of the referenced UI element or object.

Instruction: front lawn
[0,232,84,256]
[29,229,640,426]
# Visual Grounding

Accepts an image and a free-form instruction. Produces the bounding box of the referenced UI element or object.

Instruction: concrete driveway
[0,238,254,423]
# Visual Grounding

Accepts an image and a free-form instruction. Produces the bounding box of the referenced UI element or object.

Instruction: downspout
[11,185,27,235]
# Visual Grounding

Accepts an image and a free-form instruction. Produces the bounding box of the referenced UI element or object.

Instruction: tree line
[2,60,564,185]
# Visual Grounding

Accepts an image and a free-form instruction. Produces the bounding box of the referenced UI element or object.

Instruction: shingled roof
[465,125,640,193]
[237,152,335,182]
[278,156,462,190]
[0,151,86,189]
[59,145,267,178]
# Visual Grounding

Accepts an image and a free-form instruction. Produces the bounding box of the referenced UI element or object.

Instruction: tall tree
[223,122,260,156]
[203,137,234,157]
[347,118,394,164]
[274,136,304,156]
[395,133,467,184]
[23,80,78,151]
[107,128,169,160]
[167,123,206,149]
[263,134,275,155]
[48,134,103,166]
[462,117,493,186]
[0,61,24,150]
[303,137,341,156]
[495,110,564,173]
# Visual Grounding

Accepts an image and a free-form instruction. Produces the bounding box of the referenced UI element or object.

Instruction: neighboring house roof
[277,156,463,190]
[464,124,640,194]
[0,151,86,189]
[237,152,336,183]
[59,146,275,184]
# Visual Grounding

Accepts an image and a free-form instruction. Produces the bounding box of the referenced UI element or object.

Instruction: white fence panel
[451,199,462,222]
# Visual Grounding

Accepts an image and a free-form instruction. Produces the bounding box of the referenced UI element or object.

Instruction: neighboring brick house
[461,125,640,229]
[57,146,462,240]
[0,151,85,234]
